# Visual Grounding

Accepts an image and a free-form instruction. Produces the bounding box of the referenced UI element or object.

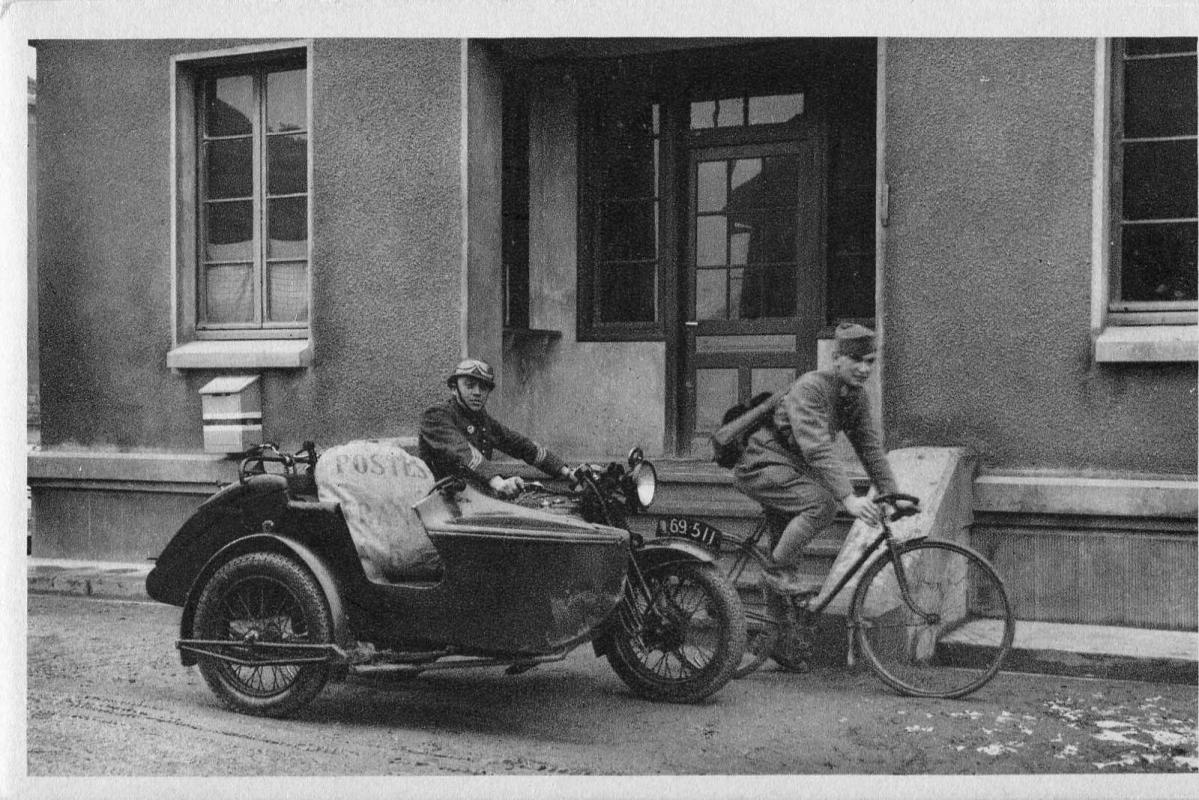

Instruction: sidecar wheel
[193,551,334,718]
[607,561,745,704]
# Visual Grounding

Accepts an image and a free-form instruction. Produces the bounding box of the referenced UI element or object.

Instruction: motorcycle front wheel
[192,551,334,717]
[607,561,745,703]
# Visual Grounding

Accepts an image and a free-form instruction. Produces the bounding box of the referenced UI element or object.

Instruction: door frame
[676,136,826,453]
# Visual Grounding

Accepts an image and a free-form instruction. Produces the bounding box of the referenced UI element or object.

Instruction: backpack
[712,391,775,469]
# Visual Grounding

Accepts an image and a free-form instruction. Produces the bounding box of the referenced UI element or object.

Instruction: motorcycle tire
[607,561,746,704]
[192,551,334,718]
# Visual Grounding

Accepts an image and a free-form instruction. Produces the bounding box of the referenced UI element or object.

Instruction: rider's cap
[834,322,877,359]
[447,358,496,389]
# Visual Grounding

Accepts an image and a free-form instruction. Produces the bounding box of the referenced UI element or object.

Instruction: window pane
[599,101,657,143]
[730,226,751,265]
[740,263,797,318]
[730,158,763,206]
[1123,140,1198,220]
[600,200,657,261]
[696,369,739,431]
[728,268,744,320]
[752,368,795,397]
[1124,54,1197,138]
[268,133,308,195]
[205,75,253,136]
[266,68,306,133]
[203,201,252,262]
[268,197,308,260]
[730,157,798,210]
[697,161,727,213]
[204,138,252,199]
[734,210,797,263]
[1121,223,1198,302]
[696,268,728,319]
[1126,37,1196,56]
[716,97,744,128]
[598,261,656,322]
[605,151,657,198]
[690,100,716,130]
[204,263,254,323]
[827,253,876,322]
[748,93,805,125]
[697,215,727,267]
[267,261,308,322]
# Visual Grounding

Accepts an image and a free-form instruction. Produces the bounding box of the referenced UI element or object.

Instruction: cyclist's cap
[834,322,877,358]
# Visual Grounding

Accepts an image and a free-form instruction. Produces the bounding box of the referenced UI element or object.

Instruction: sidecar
[145,445,632,715]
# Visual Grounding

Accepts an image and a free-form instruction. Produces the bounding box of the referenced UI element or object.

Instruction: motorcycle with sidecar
[145,441,746,717]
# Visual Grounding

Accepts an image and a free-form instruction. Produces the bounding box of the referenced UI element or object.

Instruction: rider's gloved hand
[842,494,882,527]
[488,475,525,498]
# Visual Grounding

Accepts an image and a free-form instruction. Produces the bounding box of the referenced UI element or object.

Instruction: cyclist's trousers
[733,463,836,567]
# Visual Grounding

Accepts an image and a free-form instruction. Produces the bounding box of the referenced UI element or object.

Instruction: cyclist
[419,358,574,497]
[733,323,899,598]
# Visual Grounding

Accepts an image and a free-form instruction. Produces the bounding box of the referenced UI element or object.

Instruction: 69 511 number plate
[655,516,723,550]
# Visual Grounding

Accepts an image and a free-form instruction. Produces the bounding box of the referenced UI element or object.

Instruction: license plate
[656,516,723,550]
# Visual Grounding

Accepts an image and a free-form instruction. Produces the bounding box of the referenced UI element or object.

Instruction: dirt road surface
[20,593,1198,796]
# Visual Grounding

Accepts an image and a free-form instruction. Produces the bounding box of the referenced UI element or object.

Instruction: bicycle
[708,492,1015,699]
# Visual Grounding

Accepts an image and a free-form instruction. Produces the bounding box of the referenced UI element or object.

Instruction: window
[198,56,308,332]
[578,61,664,340]
[502,76,530,330]
[1110,37,1197,322]
[169,44,312,369]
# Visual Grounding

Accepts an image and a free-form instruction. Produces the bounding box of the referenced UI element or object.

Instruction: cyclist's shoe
[761,567,821,599]
[771,624,815,673]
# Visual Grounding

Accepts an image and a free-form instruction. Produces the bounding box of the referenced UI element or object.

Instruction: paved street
[23,593,1198,789]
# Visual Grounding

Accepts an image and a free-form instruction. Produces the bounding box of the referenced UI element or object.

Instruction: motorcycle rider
[419,358,574,497]
[734,322,899,598]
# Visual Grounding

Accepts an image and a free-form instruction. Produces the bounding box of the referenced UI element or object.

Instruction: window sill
[502,328,562,343]
[1094,325,1198,363]
[167,339,313,370]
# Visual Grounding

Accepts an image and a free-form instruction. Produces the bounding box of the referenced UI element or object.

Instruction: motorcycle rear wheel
[193,551,334,717]
[607,561,745,703]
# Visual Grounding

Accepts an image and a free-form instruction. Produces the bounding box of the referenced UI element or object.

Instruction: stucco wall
[36,39,464,452]
[499,64,666,458]
[883,38,1197,474]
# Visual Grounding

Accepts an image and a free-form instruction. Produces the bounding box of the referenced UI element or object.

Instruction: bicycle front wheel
[851,540,1014,699]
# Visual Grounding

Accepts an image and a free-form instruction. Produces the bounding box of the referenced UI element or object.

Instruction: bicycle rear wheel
[717,532,781,678]
[851,540,1014,699]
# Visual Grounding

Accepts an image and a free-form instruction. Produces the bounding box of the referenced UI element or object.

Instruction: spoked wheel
[607,561,746,703]
[717,534,782,678]
[192,551,335,717]
[851,540,1014,699]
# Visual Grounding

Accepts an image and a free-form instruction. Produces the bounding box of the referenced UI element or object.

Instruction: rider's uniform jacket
[734,367,897,500]
[418,397,569,484]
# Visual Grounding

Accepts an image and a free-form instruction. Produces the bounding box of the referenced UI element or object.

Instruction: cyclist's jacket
[734,367,897,500]
[418,397,569,484]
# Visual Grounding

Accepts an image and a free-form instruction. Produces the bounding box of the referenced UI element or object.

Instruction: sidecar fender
[179,533,349,666]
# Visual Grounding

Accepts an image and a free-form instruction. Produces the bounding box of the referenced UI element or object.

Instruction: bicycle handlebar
[873,492,922,521]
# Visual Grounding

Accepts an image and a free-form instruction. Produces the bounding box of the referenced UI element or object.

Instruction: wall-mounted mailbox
[199,375,262,454]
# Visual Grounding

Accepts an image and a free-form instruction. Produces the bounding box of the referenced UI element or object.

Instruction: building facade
[29,38,1197,630]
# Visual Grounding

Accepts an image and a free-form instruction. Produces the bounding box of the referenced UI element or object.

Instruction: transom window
[1111,37,1197,320]
[689,93,805,130]
[197,56,309,331]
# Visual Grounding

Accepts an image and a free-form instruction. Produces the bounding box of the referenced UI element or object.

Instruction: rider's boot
[760,565,819,673]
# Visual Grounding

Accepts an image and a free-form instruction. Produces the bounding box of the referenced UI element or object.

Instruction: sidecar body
[146,473,631,659]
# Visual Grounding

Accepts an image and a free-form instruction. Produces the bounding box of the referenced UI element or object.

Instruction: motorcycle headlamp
[630,460,657,509]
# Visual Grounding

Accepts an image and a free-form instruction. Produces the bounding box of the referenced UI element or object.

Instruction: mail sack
[315,439,442,581]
